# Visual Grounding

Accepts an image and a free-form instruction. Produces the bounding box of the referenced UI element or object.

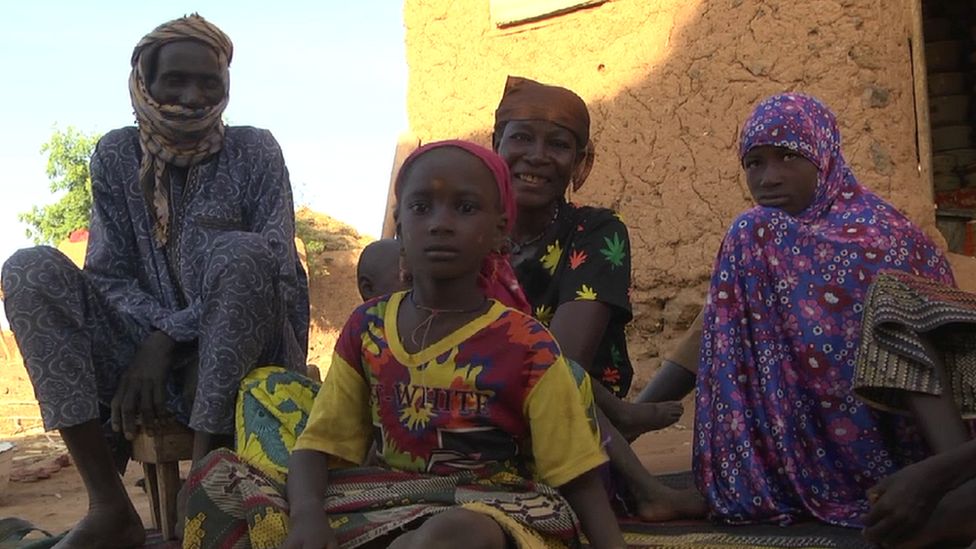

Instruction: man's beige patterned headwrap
[129,13,233,246]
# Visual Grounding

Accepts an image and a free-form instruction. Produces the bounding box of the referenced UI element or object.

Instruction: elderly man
[1,14,307,547]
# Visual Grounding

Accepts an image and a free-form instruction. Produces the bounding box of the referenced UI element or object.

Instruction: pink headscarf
[395,140,531,314]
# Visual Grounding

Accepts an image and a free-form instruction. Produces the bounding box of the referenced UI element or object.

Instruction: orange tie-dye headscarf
[493,75,595,191]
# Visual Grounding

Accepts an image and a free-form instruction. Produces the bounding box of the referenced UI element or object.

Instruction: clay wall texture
[403,0,932,386]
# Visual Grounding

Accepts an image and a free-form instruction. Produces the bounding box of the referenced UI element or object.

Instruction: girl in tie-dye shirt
[183,141,625,549]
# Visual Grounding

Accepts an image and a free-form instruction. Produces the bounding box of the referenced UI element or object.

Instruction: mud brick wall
[403,0,935,390]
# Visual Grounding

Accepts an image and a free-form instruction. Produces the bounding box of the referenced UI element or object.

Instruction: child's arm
[281,449,339,549]
[524,346,625,549]
[560,468,626,549]
[280,303,375,548]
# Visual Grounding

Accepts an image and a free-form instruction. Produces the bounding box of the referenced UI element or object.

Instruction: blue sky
[0,1,406,271]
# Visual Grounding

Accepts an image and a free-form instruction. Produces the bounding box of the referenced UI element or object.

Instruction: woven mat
[607,472,871,549]
[6,527,178,549]
[615,521,870,549]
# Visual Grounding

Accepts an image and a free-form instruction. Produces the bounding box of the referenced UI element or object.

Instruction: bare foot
[618,401,683,441]
[633,486,706,522]
[52,502,145,549]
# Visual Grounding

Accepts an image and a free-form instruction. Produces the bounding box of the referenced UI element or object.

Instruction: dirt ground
[0,433,161,535]
[0,209,693,533]
[0,409,693,537]
[0,210,374,533]
[0,210,970,534]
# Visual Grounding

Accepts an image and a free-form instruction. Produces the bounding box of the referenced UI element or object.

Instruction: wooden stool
[131,422,194,540]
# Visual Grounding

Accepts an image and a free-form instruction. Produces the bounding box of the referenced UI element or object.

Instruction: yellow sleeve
[526,357,607,487]
[292,353,372,468]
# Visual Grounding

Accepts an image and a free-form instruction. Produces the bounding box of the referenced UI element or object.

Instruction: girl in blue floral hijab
[694,93,954,526]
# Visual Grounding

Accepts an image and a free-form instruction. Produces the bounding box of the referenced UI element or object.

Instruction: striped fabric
[854,269,976,417]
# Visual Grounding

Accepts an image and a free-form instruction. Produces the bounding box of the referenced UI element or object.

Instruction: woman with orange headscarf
[493,76,704,520]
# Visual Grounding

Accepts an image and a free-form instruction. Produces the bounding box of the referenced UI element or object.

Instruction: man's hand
[862,460,948,546]
[280,503,338,549]
[111,330,176,440]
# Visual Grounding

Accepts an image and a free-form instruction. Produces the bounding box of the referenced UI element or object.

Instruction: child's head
[393,141,509,287]
[357,238,409,301]
[739,93,839,217]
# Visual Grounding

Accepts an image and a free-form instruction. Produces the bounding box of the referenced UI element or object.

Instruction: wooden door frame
[381,133,420,239]
[908,0,935,206]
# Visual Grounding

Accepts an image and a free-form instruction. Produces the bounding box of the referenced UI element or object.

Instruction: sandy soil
[0,433,160,535]
[0,409,693,537]
[0,211,370,533]
[0,206,697,536]
[0,208,699,534]
[3,210,968,535]
[1,296,692,537]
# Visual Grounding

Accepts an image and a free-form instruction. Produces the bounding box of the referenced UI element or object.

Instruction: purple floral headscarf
[694,93,955,526]
[738,94,847,220]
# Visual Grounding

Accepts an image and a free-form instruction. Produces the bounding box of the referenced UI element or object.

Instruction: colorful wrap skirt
[182,367,580,548]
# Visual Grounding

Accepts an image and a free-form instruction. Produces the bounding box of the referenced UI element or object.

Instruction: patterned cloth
[182,292,605,548]
[694,93,956,527]
[296,292,605,487]
[236,366,320,482]
[183,449,574,548]
[1,126,308,435]
[129,14,233,246]
[394,140,531,313]
[854,270,976,417]
[514,203,634,396]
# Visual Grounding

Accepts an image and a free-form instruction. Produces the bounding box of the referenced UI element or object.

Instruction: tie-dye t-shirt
[514,203,634,397]
[295,291,606,488]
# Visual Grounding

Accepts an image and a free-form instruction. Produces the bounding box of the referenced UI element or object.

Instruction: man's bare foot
[633,486,706,522]
[618,401,683,441]
[52,501,145,549]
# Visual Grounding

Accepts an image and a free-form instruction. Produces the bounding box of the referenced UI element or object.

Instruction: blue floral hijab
[694,93,954,526]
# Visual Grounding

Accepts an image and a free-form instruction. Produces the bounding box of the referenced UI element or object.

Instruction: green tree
[19,127,101,244]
